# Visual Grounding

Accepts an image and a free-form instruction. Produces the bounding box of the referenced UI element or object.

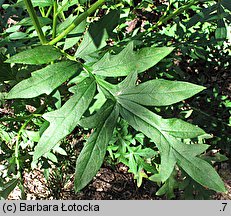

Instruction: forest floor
[8,162,231,200]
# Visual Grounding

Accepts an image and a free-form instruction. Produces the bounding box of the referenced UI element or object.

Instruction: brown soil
[8,163,231,200]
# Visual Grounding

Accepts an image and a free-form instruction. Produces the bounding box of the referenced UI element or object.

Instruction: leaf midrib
[78,105,116,182]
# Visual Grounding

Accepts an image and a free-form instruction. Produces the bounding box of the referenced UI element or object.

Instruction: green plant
[107,119,158,188]
[0,0,229,199]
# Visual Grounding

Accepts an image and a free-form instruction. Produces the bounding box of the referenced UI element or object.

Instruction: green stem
[52,0,58,39]
[15,116,33,199]
[158,1,172,24]
[23,0,47,44]
[0,116,33,122]
[39,7,46,17]
[134,0,198,40]
[149,0,198,31]
[45,6,52,18]
[15,117,33,171]
[13,101,46,199]
[56,0,70,15]
[60,11,66,20]
[48,0,106,45]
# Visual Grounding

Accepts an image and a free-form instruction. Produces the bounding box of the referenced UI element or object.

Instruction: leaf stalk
[48,0,106,45]
[23,0,47,44]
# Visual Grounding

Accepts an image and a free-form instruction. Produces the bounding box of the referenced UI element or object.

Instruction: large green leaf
[118,79,205,106]
[7,61,81,99]
[74,103,119,191]
[118,99,226,192]
[156,170,178,199]
[75,10,120,61]
[32,77,96,163]
[92,43,174,77]
[117,71,138,90]
[161,118,206,139]
[5,45,62,65]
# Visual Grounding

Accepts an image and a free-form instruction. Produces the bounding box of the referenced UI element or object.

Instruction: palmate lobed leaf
[5,45,62,65]
[32,77,96,163]
[115,72,205,138]
[118,79,206,106]
[118,99,226,192]
[7,61,81,99]
[92,43,174,77]
[75,101,119,191]
[122,112,175,182]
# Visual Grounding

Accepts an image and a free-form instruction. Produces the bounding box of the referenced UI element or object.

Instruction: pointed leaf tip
[119,79,205,106]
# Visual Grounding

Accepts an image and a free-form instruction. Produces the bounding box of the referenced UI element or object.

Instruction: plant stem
[56,0,71,15]
[39,7,46,17]
[135,0,198,40]
[157,1,172,25]
[15,116,33,199]
[52,0,58,39]
[48,0,106,45]
[23,0,47,44]
[13,101,46,198]
[60,11,66,20]
[150,0,198,31]
[15,117,33,170]
[45,6,53,18]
